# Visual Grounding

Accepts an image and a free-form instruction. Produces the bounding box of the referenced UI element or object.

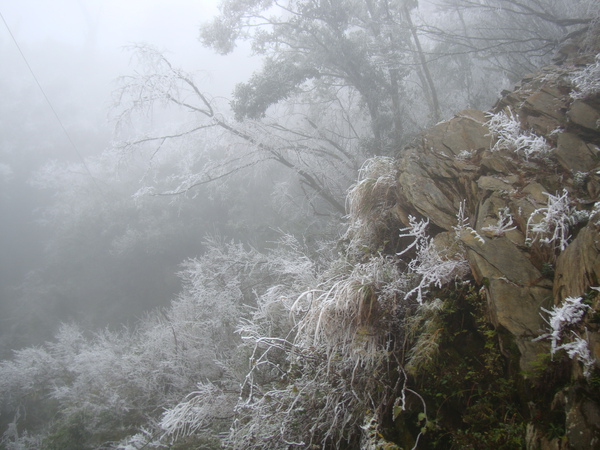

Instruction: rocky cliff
[382,39,600,449]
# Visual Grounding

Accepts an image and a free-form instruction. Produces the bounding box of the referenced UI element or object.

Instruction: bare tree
[421,0,597,80]
[112,45,370,216]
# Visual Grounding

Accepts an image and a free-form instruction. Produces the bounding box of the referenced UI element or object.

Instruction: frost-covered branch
[535,296,590,354]
[535,295,595,377]
[399,206,471,304]
[112,45,360,215]
[482,206,517,236]
[526,189,589,251]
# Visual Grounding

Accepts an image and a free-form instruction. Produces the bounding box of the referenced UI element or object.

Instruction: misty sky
[0,0,259,342]
[1,0,256,119]
[0,0,250,95]
[0,0,257,264]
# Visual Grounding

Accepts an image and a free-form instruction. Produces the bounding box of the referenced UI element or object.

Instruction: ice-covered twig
[535,296,595,377]
[485,108,551,159]
[526,189,589,251]
[482,207,517,236]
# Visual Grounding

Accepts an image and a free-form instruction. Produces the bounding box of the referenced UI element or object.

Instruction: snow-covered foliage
[296,255,406,363]
[397,216,431,258]
[345,156,397,251]
[115,429,163,450]
[224,250,408,447]
[160,383,233,440]
[535,296,595,377]
[0,236,316,448]
[157,234,320,446]
[482,207,517,236]
[453,199,485,244]
[0,321,198,448]
[559,333,596,378]
[526,189,589,251]
[216,197,472,447]
[398,202,472,304]
[536,296,590,354]
[399,217,470,304]
[218,163,415,447]
[570,54,600,100]
[485,108,552,159]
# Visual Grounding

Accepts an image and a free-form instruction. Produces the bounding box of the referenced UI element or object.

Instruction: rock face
[390,46,600,449]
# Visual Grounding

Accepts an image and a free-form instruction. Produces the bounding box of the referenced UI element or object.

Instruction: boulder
[556,132,598,173]
[461,233,552,371]
[554,222,600,302]
[568,100,600,133]
[565,387,600,450]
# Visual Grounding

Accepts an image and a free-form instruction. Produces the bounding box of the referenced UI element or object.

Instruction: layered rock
[390,45,600,448]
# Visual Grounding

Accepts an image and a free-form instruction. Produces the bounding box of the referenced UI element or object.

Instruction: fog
[0,0,584,352]
[1,0,597,447]
[0,0,258,353]
[0,0,583,354]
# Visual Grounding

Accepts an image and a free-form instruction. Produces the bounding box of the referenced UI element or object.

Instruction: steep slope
[382,37,600,448]
[3,31,598,450]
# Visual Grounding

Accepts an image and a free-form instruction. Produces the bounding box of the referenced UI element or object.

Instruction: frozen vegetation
[1,0,600,449]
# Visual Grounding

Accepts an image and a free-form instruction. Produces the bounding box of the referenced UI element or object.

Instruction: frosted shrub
[228,249,408,448]
[535,296,595,377]
[485,108,551,159]
[0,322,202,448]
[536,296,589,354]
[0,232,328,448]
[160,383,234,441]
[115,429,163,450]
[404,236,469,304]
[526,189,589,251]
[453,199,484,244]
[0,420,44,450]
[155,234,322,447]
[292,254,407,364]
[347,156,397,219]
[559,333,596,377]
[570,54,600,100]
[404,298,444,374]
[486,108,521,150]
[397,216,431,258]
[0,238,287,447]
[398,212,470,304]
[482,207,517,236]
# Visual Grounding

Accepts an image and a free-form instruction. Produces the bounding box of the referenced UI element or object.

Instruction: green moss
[406,284,528,449]
[541,262,555,279]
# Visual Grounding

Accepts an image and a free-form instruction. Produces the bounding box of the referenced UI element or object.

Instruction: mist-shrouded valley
[1,1,600,449]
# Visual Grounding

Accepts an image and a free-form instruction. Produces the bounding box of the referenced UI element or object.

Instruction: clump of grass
[570,54,600,100]
[485,108,552,160]
[345,156,398,252]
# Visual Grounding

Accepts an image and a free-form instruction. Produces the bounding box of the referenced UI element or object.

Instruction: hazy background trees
[0,0,598,446]
[2,0,594,354]
[0,0,259,354]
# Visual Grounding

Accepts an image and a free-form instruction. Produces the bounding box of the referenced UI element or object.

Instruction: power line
[0,9,103,192]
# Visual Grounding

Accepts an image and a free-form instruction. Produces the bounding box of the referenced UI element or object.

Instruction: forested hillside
[1,1,599,449]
